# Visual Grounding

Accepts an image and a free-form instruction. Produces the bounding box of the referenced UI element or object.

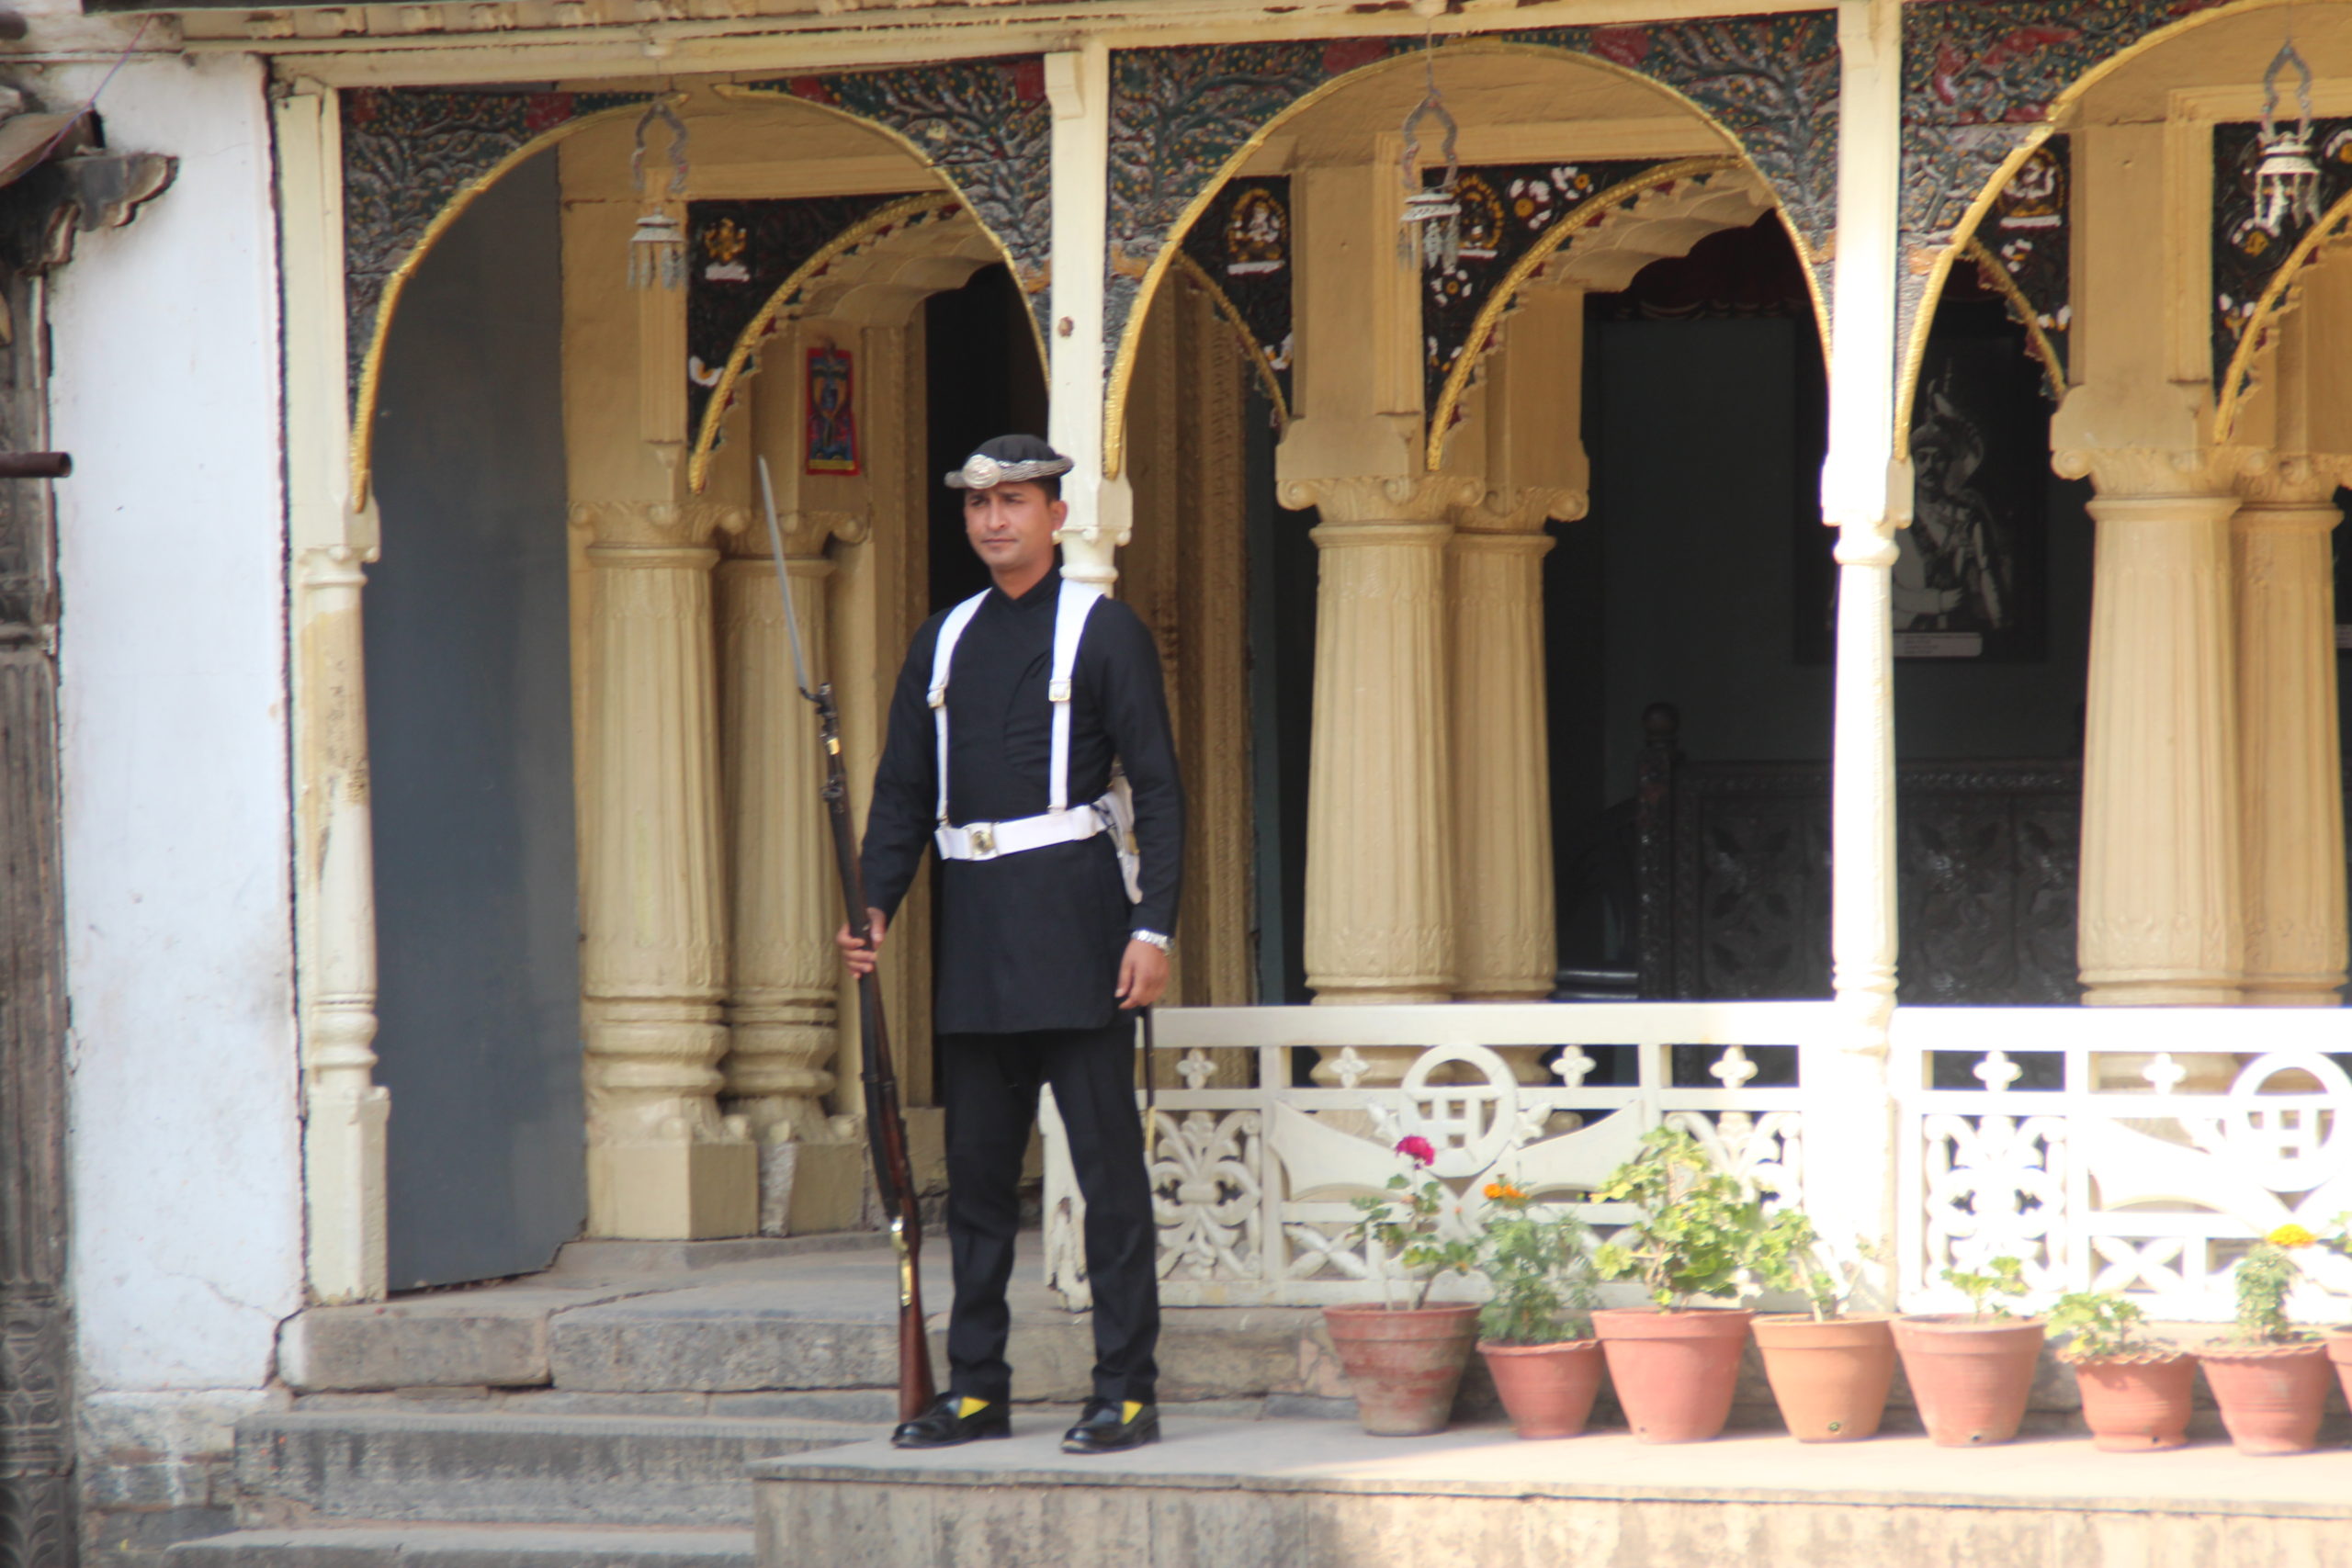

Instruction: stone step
[234,1411,867,1529]
[166,1524,752,1566]
[752,1416,2352,1568]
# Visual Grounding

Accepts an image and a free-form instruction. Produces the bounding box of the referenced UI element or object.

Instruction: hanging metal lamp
[628,99,690,290]
[2252,30,2321,238]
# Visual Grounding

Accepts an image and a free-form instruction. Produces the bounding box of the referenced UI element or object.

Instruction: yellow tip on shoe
[959,1397,991,1418]
[1122,1401,1145,1425]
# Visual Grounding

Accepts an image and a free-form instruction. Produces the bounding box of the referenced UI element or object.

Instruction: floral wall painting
[805,347,860,476]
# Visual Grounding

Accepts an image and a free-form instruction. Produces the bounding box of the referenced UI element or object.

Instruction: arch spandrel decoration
[342,86,649,496]
[1102,15,1838,472]
[732,59,1053,340]
[1174,174,1295,423]
[1894,0,2262,434]
[684,192,971,493]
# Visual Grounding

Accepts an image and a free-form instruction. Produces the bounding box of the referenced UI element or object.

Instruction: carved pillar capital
[1278,471,1482,525]
[2052,444,2266,500]
[725,507,868,561]
[1450,485,1585,536]
[2235,453,2352,509]
[571,498,748,550]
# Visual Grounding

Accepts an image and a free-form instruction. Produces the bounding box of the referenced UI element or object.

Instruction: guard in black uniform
[839,434,1182,1456]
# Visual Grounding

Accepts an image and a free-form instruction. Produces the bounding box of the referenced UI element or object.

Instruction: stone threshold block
[752,1417,2352,1568]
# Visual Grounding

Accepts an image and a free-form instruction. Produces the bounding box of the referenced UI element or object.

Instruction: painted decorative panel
[1966,134,2073,394]
[2211,118,2352,393]
[741,59,1052,333]
[342,87,642,405]
[1106,15,1838,371]
[685,197,897,444]
[1897,0,2232,370]
[1418,159,1662,455]
[1176,175,1295,418]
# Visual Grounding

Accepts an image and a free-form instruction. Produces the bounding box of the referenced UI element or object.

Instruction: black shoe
[1060,1398,1159,1455]
[891,1394,1012,1450]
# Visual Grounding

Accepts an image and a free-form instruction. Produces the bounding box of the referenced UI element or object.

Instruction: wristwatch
[1130,929,1173,953]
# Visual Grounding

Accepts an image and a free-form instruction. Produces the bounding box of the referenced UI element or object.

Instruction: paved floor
[756,1414,2352,1517]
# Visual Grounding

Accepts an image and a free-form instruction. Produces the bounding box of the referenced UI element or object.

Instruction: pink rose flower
[1396,1135,1437,1168]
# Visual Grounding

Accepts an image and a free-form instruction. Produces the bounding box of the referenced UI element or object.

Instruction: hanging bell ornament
[2253,34,2322,237]
[628,209,688,290]
[1396,41,1462,272]
[628,100,691,290]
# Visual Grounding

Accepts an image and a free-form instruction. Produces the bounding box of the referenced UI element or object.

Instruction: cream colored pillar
[1047,43,1130,586]
[1441,282,1585,1007]
[574,500,757,1236]
[1284,473,1480,1016]
[718,506,871,1232]
[2233,459,2348,1005]
[278,80,389,1303]
[2055,449,2250,1007]
[563,121,755,1236]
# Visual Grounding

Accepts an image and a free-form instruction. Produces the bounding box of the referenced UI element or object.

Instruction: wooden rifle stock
[811,683,938,1423]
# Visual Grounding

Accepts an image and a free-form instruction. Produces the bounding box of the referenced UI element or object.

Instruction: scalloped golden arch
[1102,38,1832,478]
[347,98,654,507]
[350,85,1043,506]
[1893,0,2301,453]
[683,193,967,494]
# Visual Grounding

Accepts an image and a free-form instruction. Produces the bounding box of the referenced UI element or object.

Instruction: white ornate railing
[1042,1002,1832,1309]
[1891,1008,2352,1322]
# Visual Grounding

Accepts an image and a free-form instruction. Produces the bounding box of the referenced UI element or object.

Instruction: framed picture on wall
[805,346,859,476]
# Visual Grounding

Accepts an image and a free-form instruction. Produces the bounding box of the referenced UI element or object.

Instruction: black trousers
[939,1020,1160,1405]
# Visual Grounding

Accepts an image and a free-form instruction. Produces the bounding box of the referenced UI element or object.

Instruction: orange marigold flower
[2268,1224,2318,1250]
[1483,1180,1527,1202]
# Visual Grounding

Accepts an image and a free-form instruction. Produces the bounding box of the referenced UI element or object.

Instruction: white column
[1046,43,1128,589]
[277,80,389,1304]
[2233,470,2347,1006]
[1812,0,1903,1284]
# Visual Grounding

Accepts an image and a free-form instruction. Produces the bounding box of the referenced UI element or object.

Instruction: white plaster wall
[51,51,303,1395]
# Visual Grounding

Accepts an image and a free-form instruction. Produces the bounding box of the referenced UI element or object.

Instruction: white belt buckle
[967,822,997,857]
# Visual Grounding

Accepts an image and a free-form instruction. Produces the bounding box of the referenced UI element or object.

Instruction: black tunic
[860,575,1184,1034]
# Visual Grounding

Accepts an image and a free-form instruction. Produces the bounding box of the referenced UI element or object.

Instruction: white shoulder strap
[928,591,989,825]
[1048,581,1105,814]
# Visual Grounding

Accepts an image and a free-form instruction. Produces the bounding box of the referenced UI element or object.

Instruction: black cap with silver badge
[944,433,1074,491]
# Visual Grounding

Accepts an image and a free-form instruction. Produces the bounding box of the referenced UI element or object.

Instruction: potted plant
[2199,1224,2334,1455]
[1323,1134,1481,1436]
[1589,1126,1804,1444]
[1471,1177,1604,1439]
[1750,1228,1896,1443]
[1892,1255,2045,1447]
[2047,1290,2191,1451]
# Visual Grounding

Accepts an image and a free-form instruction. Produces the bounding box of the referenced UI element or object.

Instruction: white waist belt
[934,803,1105,863]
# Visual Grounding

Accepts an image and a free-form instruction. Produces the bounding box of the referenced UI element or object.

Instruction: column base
[587,1137,759,1239]
[1308,986,1453,1005]
[757,1134,867,1236]
[2238,979,2346,1007]
[2081,981,2245,1007]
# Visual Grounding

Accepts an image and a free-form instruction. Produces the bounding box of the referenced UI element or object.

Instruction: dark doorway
[367,150,588,1290]
[923,265,1050,612]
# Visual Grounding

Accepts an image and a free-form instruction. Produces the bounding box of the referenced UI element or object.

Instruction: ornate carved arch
[1101,18,1838,474]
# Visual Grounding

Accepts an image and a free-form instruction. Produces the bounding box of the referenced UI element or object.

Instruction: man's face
[962,481,1067,581]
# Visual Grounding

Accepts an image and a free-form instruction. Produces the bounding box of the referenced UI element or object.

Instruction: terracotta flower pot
[1477,1338,1605,1440]
[1322,1303,1479,1436]
[2199,1341,2332,1455]
[1591,1306,1753,1444]
[2324,1328,2352,1412]
[1892,1316,2045,1447]
[1752,1314,1895,1442]
[2066,1352,2194,1452]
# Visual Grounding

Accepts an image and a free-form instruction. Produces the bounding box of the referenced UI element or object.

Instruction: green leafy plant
[1473,1179,1599,1346]
[2047,1290,2169,1362]
[1939,1256,2030,1320]
[1591,1126,1808,1311]
[1349,1136,1479,1310]
[1756,1224,1881,1323]
[2230,1224,2324,1346]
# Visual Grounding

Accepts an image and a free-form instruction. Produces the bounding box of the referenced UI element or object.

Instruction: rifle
[759,458,937,1423]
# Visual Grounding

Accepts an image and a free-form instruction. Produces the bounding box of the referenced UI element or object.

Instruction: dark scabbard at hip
[758,458,937,1423]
